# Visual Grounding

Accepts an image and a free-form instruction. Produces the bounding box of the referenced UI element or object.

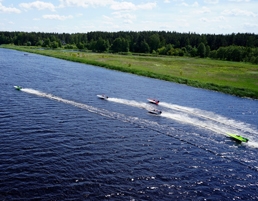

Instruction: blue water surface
[0,48,258,200]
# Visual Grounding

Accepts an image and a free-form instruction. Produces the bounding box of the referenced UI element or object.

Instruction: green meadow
[2,45,258,99]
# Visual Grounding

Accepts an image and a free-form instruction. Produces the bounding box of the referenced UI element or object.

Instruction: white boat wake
[108,98,152,110]
[20,89,258,148]
[159,102,258,135]
[21,88,165,131]
[108,98,258,147]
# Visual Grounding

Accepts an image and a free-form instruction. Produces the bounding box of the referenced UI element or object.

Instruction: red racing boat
[147,98,159,105]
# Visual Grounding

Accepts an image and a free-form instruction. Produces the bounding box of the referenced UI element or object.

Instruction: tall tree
[139,40,150,53]
[111,37,129,53]
[95,37,109,52]
[42,38,50,47]
[197,42,206,58]
[148,34,160,52]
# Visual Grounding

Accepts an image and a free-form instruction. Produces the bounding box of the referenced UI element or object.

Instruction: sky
[0,0,258,34]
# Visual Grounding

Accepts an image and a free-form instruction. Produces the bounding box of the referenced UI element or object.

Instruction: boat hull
[228,133,249,143]
[148,109,162,115]
[97,95,108,100]
[14,86,22,90]
[147,99,159,105]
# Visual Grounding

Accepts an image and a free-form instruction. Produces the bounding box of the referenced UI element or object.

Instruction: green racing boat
[14,86,22,90]
[228,133,249,143]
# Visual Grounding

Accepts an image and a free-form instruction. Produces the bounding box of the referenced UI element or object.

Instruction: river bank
[1,45,258,99]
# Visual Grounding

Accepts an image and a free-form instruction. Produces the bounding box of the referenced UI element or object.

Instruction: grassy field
[2,45,258,99]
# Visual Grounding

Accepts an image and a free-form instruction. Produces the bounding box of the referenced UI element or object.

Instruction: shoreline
[1,45,258,99]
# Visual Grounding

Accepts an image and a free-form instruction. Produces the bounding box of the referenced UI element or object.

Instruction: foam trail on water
[22,88,102,114]
[21,88,162,130]
[161,112,238,135]
[160,102,258,135]
[21,89,258,146]
[161,112,258,148]
[247,142,258,148]
[108,98,153,110]
[107,98,257,140]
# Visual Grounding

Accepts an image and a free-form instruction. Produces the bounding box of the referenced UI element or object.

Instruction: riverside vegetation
[2,44,258,99]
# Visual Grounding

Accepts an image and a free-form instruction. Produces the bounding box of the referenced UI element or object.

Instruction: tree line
[1,31,258,64]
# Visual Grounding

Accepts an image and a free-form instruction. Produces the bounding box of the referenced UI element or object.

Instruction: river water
[1,48,258,200]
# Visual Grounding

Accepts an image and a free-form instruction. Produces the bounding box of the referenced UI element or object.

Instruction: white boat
[97,94,108,100]
[147,98,159,105]
[148,109,162,115]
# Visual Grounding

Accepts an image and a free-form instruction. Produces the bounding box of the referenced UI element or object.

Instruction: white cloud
[59,0,115,8]
[137,2,156,10]
[222,9,257,17]
[124,19,133,24]
[0,2,21,13]
[110,11,136,25]
[193,2,199,7]
[218,25,232,30]
[43,14,73,20]
[103,15,112,21]
[110,2,135,10]
[214,16,226,21]
[112,12,136,20]
[228,0,250,2]
[110,2,156,11]
[181,2,189,6]
[181,2,199,7]
[164,0,170,3]
[194,6,211,14]
[59,0,156,11]
[20,1,56,11]
[200,16,226,22]
[204,0,219,4]
[20,25,41,32]
[177,19,190,28]
[103,21,114,26]
[244,23,258,28]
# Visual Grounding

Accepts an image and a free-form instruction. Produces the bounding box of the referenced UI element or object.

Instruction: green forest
[1,31,258,64]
